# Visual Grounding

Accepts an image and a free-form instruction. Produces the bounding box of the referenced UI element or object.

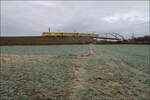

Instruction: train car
[42,32,99,37]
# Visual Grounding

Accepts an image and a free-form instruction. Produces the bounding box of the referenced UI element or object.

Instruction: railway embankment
[0,36,149,45]
[0,36,94,45]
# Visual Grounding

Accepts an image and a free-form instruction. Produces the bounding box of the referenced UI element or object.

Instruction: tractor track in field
[119,57,150,76]
[97,48,150,77]
[67,58,87,99]
[69,65,86,100]
[67,44,97,100]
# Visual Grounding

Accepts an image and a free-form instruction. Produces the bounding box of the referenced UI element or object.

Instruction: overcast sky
[1,1,149,38]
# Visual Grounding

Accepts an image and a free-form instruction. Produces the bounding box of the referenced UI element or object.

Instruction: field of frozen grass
[0,45,150,100]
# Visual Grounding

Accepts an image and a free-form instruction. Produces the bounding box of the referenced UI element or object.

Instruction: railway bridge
[93,33,125,41]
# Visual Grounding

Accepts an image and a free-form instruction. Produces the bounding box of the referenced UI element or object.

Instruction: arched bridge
[94,33,125,41]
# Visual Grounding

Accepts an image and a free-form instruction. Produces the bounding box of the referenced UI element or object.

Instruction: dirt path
[67,44,97,100]
[69,65,86,100]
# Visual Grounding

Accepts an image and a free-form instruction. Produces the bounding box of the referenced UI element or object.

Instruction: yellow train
[42,32,99,37]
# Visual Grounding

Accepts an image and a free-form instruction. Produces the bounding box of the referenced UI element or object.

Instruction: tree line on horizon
[128,35,150,43]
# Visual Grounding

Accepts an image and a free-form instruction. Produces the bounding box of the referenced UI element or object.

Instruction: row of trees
[128,35,150,43]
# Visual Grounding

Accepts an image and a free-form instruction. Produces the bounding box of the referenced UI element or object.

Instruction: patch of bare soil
[0,54,55,63]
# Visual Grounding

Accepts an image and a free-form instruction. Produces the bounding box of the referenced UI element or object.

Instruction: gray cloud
[1,1,149,38]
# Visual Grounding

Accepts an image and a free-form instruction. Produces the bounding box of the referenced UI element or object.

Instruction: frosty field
[0,45,150,100]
